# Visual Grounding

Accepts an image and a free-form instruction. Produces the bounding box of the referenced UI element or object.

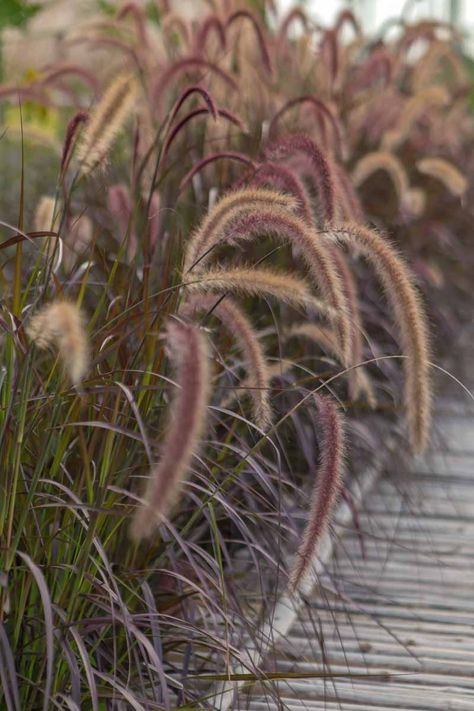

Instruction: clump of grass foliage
[0,1,472,708]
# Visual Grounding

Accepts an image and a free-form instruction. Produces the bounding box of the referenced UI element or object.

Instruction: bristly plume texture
[130,321,210,541]
[351,151,410,204]
[76,74,137,173]
[183,294,272,429]
[208,206,351,365]
[184,265,331,314]
[183,188,297,273]
[329,222,432,452]
[26,301,89,387]
[265,134,337,223]
[60,110,89,175]
[289,394,345,592]
[416,158,467,198]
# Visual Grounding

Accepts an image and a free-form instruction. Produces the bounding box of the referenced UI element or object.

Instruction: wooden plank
[239,400,474,709]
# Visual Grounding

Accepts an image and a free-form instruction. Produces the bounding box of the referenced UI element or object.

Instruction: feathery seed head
[327,222,432,453]
[184,266,329,314]
[182,295,272,429]
[416,158,467,197]
[265,134,337,223]
[26,301,90,387]
[289,394,345,592]
[207,206,351,364]
[183,188,297,273]
[130,321,210,541]
[77,74,137,173]
[352,151,410,204]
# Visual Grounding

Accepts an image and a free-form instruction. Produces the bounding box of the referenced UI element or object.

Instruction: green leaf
[0,0,41,29]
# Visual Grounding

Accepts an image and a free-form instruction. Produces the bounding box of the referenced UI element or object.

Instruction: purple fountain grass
[209,206,352,365]
[184,265,331,314]
[107,183,132,226]
[265,134,337,224]
[329,245,370,401]
[352,151,410,206]
[320,29,339,85]
[34,196,56,233]
[289,394,345,592]
[183,188,297,274]
[269,97,347,160]
[152,57,238,106]
[285,323,341,360]
[354,48,394,91]
[168,85,218,127]
[382,86,449,151]
[107,184,137,262]
[117,1,149,46]
[411,40,467,94]
[147,191,162,258]
[277,7,311,46]
[334,8,362,37]
[183,294,272,429]
[41,64,100,93]
[249,162,313,223]
[331,163,364,223]
[162,107,218,157]
[130,321,210,541]
[34,197,60,262]
[225,10,273,75]
[26,301,90,387]
[162,106,244,159]
[246,164,367,391]
[60,111,89,176]
[76,73,137,173]
[327,222,432,453]
[178,151,256,194]
[195,15,227,53]
[416,158,467,198]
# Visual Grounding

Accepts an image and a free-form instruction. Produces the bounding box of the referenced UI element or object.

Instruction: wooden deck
[236,396,474,710]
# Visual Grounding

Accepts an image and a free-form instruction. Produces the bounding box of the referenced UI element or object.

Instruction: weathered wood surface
[240,396,474,710]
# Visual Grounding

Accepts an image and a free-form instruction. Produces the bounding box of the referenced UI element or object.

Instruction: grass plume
[352,151,410,204]
[130,321,210,540]
[212,206,352,365]
[26,301,90,387]
[76,74,137,173]
[183,188,297,274]
[183,295,272,429]
[416,158,467,197]
[184,266,329,313]
[327,223,432,452]
[265,134,337,223]
[289,394,345,592]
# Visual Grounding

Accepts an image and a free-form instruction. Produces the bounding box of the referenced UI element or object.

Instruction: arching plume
[26,301,90,387]
[183,188,297,274]
[382,86,449,151]
[289,395,345,592]
[76,74,137,173]
[130,321,210,540]
[416,158,467,198]
[197,206,351,365]
[183,295,272,429]
[265,134,337,223]
[153,57,238,106]
[327,223,432,452]
[225,10,273,75]
[178,151,255,193]
[269,97,347,160]
[184,265,330,313]
[352,151,411,206]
